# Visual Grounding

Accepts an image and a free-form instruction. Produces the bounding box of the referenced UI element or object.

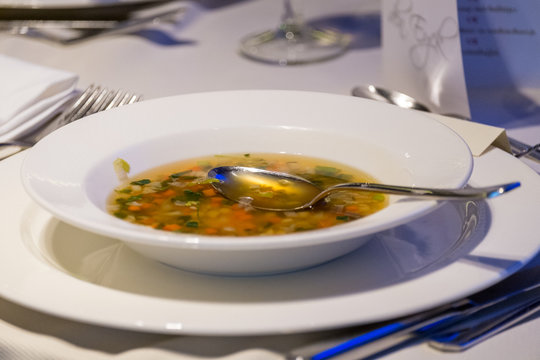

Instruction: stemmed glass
[239,0,351,65]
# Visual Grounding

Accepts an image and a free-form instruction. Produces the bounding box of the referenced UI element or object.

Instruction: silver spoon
[352,84,432,112]
[351,84,540,159]
[208,166,520,212]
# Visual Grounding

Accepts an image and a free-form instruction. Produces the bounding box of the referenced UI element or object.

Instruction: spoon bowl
[209,166,520,212]
[351,85,431,112]
[352,84,469,119]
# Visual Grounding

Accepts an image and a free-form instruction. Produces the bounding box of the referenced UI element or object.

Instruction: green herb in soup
[107,153,388,236]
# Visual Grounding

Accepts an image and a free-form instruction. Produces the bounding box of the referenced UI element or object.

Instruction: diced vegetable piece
[131,179,151,186]
[108,153,387,236]
[186,221,199,228]
[113,158,130,181]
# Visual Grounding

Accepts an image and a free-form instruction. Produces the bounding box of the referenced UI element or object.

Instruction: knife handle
[428,298,540,351]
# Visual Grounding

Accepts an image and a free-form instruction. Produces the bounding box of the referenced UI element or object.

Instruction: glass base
[239,24,351,65]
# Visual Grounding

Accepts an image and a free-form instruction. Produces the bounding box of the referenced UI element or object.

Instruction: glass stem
[281,0,303,27]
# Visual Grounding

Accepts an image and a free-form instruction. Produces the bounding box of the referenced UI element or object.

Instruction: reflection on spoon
[208,166,520,212]
[352,84,432,112]
[351,84,470,120]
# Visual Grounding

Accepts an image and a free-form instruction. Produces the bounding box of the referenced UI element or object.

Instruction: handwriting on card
[387,0,459,70]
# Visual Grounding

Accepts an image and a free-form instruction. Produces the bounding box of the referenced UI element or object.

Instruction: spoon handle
[312,181,520,203]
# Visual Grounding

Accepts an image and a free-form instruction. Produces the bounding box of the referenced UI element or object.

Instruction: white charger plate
[0,147,539,335]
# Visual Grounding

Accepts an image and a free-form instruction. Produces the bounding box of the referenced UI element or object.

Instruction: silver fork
[0,84,141,160]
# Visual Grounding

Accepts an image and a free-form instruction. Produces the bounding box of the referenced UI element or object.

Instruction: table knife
[286,282,540,360]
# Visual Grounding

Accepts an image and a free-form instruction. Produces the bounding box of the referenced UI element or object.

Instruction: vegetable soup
[108,153,388,236]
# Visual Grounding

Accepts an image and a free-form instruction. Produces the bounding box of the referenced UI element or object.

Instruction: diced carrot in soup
[107,153,387,236]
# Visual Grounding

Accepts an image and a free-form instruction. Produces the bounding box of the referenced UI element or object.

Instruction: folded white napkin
[427,113,511,156]
[0,54,78,142]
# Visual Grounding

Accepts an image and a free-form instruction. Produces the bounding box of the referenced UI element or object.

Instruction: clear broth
[108,153,388,236]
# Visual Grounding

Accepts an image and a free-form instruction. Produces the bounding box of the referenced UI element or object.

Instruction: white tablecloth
[0,0,539,359]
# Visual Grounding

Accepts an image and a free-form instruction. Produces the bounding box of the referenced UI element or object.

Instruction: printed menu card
[381,0,540,126]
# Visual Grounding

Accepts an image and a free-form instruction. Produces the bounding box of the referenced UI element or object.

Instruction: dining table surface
[0,0,539,359]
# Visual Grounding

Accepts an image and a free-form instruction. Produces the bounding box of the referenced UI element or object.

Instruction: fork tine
[59,85,96,122]
[63,85,102,123]
[63,85,143,125]
[94,90,116,113]
[127,94,142,104]
[87,87,112,115]
[118,92,132,106]
[123,93,142,105]
[106,90,128,111]
[81,88,142,117]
